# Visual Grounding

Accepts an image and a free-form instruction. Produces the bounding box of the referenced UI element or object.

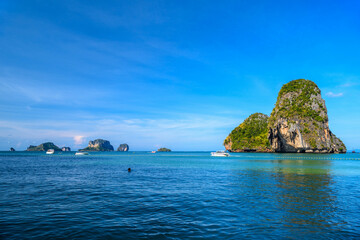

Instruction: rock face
[157,147,171,152]
[224,79,346,154]
[224,113,272,152]
[26,142,62,151]
[117,144,129,152]
[268,79,346,153]
[80,139,114,151]
[62,147,71,152]
[10,147,15,152]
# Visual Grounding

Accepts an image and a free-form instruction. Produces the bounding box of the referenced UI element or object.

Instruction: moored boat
[46,149,55,154]
[75,152,89,156]
[211,151,230,157]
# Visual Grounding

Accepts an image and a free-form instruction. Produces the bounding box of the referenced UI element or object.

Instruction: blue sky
[0,0,359,151]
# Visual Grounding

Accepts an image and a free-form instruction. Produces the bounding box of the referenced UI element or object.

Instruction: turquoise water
[1,151,360,239]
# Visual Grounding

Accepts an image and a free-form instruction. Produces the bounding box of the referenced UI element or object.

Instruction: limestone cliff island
[62,147,71,152]
[117,144,129,152]
[225,79,346,153]
[80,139,114,151]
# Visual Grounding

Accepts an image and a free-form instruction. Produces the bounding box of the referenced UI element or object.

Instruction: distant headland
[224,79,346,153]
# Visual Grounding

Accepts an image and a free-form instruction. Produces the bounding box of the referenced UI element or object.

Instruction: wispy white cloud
[323,73,360,88]
[0,70,115,106]
[73,136,85,145]
[0,78,60,102]
[65,1,168,28]
[325,92,343,98]
[340,82,358,88]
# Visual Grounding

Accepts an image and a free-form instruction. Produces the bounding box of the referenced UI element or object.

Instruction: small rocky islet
[157,147,171,152]
[117,144,129,152]
[225,79,346,153]
[62,147,71,151]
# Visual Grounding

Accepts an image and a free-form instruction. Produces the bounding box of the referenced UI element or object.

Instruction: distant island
[224,79,346,153]
[20,140,130,152]
[80,139,114,151]
[157,147,171,152]
[62,147,71,152]
[27,142,62,152]
[117,143,129,152]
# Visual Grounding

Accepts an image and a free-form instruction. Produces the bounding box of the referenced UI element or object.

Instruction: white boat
[46,149,55,154]
[211,151,230,157]
[151,151,156,153]
[75,152,89,156]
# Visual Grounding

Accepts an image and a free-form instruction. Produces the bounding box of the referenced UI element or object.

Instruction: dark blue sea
[1,151,360,239]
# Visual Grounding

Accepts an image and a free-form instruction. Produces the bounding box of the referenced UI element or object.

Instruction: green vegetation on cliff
[224,113,270,151]
[269,79,327,126]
